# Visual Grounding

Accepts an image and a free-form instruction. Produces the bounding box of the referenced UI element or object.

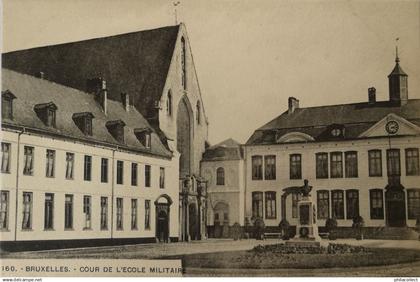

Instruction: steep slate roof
[247,99,420,145]
[2,25,180,120]
[2,69,172,158]
[202,138,243,161]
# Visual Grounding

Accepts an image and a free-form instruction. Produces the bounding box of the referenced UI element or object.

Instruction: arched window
[181,37,186,90]
[196,101,201,124]
[216,167,225,185]
[167,91,172,116]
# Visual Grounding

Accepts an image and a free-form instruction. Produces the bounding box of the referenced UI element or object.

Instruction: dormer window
[2,90,16,120]
[34,102,57,127]
[329,124,345,138]
[106,120,126,143]
[73,112,95,136]
[134,128,152,149]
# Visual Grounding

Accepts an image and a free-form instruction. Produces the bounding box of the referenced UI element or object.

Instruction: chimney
[121,92,130,112]
[288,97,299,114]
[87,77,107,114]
[368,87,376,105]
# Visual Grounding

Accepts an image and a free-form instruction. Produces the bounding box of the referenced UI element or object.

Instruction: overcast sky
[3,0,420,144]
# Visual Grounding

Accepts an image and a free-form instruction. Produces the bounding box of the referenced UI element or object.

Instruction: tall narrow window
[290,154,302,179]
[84,155,92,181]
[368,150,382,177]
[167,91,173,116]
[369,189,384,219]
[145,133,151,149]
[22,192,32,230]
[23,146,34,175]
[159,167,165,189]
[264,155,276,180]
[131,163,138,186]
[292,192,302,218]
[117,160,124,185]
[1,91,15,120]
[1,143,11,173]
[317,190,329,219]
[116,198,123,230]
[65,152,74,179]
[216,167,225,185]
[406,148,419,176]
[64,195,73,229]
[100,197,108,230]
[131,199,138,230]
[145,200,151,229]
[83,196,91,229]
[407,189,420,219]
[265,191,276,219]
[181,37,187,90]
[316,153,328,178]
[101,158,108,183]
[330,152,343,178]
[44,193,54,230]
[331,190,344,219]
[346,190,359,219]
[387,149,401,176]
[0,191,9,230]
[45,149,55,177]
[145,165,151,187]
[345,151,358,178]
[252,192,263,218]
[196,102,201,125]
[252,155,263,180]
[47,108,56,128]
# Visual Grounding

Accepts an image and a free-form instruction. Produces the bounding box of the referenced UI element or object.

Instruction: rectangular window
[47,108,56,127]
[1,143,11,173]
[45,149,55,177]
[117,160,124,185]
[131,163,138,186]
[0,191,9,230]
[265,192,276,219]
[83,196,91,229]
[65,152,74,179]
[22,192,32,230]
[64,194,73,229]
[330,152,343,178]
[131,199,138,230]
[290,154,302,179]
[292,192,302,218]
[316,153,328,178]
[101,158,108,183]
[100,197,108,230]
[370,189,384,219]
[44,193,54,230]
[116,198,123,230]
[406,148,419,176]
[345,151,358,178]
[23,146,34,175]
[331,190,344,219]
[264,155,276,180]
[346,190,359,219]
[145,200,151,229]
[369,150,382,177]
[84,155,92,181]
[2,96,13,120]
[145,165,151,187]
[317,190,329,219]
[407,189,420,219]
[252,156,263,180]
[252,192,263,218]
[159,167,165,189]
[387,149,401,176]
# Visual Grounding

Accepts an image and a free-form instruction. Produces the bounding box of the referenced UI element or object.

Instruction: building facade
[2,23,209,241]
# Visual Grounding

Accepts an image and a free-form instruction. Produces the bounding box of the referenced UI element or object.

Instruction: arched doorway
[155,194,173,243]
[189,203,198,240]
[176,96,193,178]
[213,202,229,238]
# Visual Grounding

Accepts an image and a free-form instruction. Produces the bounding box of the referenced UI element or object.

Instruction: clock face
[385,121,399,135]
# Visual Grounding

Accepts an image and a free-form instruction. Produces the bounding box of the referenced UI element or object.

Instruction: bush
[254,217,265,240]
[279,219,291,240]
[231,222,242,241]
[352,215,365,240]
[325,218,337,240]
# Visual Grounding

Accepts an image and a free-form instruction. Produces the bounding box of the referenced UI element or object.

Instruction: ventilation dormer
[2,90,17,120]
[34,102,57,128]
[106,120,126,143]
[134,128,152,149]
[72,112,95,136]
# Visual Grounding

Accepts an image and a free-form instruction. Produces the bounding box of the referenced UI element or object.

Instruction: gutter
[14,127,25,241]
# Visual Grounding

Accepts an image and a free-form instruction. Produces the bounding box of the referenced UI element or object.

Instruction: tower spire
[395,37,400,63]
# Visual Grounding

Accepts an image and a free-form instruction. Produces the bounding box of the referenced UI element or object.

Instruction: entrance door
[189,204,198,240]
[386,189,406,227]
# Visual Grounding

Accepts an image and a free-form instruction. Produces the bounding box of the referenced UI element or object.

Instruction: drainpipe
[14,127,25,241]
[110,147,117,240]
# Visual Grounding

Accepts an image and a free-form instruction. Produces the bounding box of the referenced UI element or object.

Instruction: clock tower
[388,48,408,106]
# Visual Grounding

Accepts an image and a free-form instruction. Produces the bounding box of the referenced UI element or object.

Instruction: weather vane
[173,1,181,25]
[395,37,400,63]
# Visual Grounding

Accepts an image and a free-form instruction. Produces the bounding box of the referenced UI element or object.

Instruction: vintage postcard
[1,0,420,278]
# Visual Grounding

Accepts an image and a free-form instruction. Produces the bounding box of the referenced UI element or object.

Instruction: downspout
[14,127,25,241]
[110,147,117,240]
[243,146,247,227]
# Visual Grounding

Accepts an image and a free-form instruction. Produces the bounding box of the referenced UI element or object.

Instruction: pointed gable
[359,113,420,138]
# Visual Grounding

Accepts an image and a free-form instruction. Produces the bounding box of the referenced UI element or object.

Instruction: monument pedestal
[292,195,321,243]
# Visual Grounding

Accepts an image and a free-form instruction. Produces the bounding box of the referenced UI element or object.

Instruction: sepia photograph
[1,0,420,278]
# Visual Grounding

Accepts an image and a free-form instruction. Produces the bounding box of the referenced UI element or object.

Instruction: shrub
[231,222,242,241]
[325,218,337,240]
[279,219,291,240]
[254,217,265,240]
